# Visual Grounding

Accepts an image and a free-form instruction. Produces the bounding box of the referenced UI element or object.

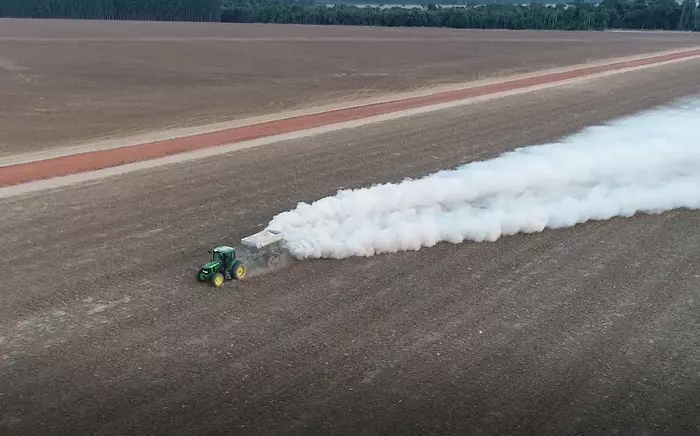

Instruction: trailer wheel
[233,263,247,280]
[267,254,282,269]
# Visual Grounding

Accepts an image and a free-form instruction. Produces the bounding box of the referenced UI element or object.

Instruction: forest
[0,0,223,21]
[221,0,700,30]
[0,0,698,31]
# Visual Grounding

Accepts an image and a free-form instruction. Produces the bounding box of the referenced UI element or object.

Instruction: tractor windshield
[212,251,223,264]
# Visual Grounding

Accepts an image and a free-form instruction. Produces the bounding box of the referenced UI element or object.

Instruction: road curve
[1,47,700,188]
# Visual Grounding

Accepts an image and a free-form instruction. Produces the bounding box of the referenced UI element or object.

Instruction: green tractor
[196,229,286,288]
[197,245,248,287]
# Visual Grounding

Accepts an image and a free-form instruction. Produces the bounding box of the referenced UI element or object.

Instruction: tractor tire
[233,262,247,280]
[211,272,225,288]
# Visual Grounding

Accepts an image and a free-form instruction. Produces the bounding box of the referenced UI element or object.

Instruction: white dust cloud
[267,97,700,259]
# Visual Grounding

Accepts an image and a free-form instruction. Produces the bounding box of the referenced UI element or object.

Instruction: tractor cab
[211,246,236,271]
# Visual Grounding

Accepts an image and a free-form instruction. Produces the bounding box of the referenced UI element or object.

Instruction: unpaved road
[2,19,700,155]
[1,59,700,435]
[4,46,699,188]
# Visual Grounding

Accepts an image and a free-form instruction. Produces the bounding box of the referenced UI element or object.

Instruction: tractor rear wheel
[212,272,225,288]
[233,262,247,280]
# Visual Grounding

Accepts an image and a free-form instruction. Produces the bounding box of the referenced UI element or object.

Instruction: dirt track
[1,57,699,435]
[3,46,699,188]
[2,19,700,156]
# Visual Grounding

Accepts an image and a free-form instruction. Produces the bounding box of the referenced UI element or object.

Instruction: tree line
[0,0,697,31]
[0,0,222,21]
[221,0,700,31]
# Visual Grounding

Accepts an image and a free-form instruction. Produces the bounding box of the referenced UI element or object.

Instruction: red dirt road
[2,47,699,188]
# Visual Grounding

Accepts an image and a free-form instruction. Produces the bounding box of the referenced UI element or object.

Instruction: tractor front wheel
[212,272,225,288]
[233,262,247,280]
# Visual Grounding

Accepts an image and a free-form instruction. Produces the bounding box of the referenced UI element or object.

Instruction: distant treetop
[1,0,698,31]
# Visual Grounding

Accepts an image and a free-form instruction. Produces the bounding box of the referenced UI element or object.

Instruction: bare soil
[1,58,699,435]
[5,47,699,186]
[1,18,699,155]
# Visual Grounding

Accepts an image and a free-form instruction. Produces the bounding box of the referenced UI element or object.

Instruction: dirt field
[1,54,699,435]
[1,18,700,156]
[4,46,699,187]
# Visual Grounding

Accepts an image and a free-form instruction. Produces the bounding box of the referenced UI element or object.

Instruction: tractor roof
[213,245,236,253]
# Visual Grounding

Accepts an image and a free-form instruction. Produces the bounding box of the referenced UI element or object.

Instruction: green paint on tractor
[197,245,246,287]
